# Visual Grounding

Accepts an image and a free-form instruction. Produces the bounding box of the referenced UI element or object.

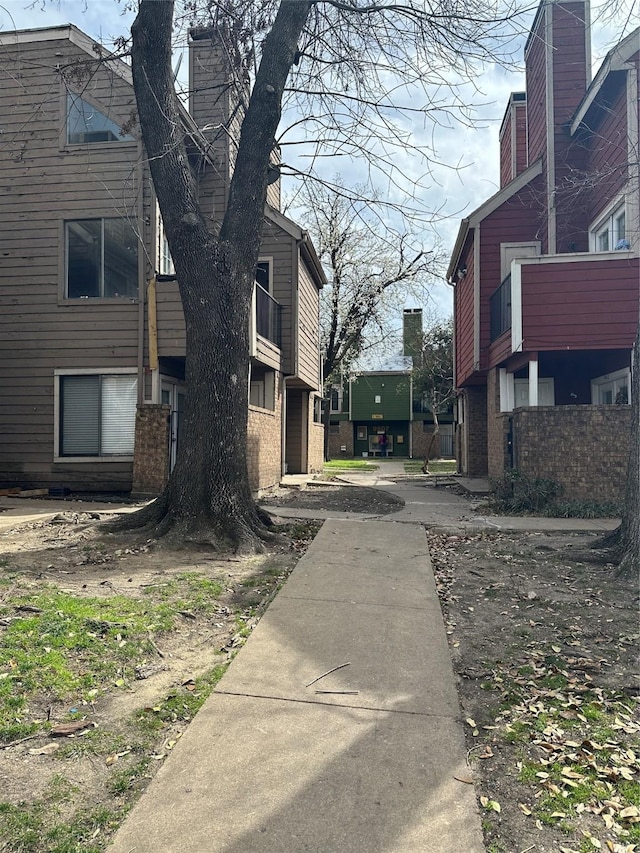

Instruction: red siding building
[449,0,639,499]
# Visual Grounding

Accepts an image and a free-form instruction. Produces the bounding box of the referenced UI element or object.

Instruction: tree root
[104,493,280,554]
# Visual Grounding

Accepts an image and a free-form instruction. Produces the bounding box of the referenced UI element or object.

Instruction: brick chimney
[403,308,423,365]
[188,27,281,213]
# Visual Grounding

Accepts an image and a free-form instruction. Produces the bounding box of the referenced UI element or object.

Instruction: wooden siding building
[0,25,325,495]
[448,1,639,499]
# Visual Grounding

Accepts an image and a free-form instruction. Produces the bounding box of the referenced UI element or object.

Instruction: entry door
[161,382,185,471]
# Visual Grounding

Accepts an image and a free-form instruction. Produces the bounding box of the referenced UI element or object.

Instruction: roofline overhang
[265,205,326,289]
[446,158,543,281]
[570,27,640,135]
[0,24,133,84]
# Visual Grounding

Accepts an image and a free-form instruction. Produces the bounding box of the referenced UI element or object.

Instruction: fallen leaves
[427,530,640,853]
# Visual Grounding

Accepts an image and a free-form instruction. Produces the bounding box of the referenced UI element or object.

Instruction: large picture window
[66,218,138,299]
[67,94,134,145]
[60,374,137,457]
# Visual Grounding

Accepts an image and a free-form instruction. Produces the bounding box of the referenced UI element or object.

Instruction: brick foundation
[511,405,631,503]
[462,386,488,475]
[131,404,170,496]
[308,399,325,473]
[247,379,282,492]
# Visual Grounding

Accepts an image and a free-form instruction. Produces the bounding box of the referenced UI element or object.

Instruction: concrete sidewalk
[108,520,483,853]
[270,477,620,534]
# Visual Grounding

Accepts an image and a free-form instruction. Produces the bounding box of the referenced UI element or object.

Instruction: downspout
[409,371,413,459]
[147,276,159,406]
[281,375,290,477]
[136,155,146,406]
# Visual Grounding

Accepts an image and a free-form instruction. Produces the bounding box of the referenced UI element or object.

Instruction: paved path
[274,465,619,533]
[108,519,483,853]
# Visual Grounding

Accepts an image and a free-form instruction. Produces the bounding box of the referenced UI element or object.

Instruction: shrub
[490,470,621,518]
[490,469,563,513]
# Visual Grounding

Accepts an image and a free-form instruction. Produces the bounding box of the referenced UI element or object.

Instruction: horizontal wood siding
[585,82,629,223]
[525,11,547,166]
[155,280,186,357]
[478,177,543,365]
[0,36,145,491]
[551,2,590,253]
[515,103,528,177]
[259,220,294,374]
[455,239,475,387]
[521,257,639,350]
[295,255,321,390]
[499,116,512,188]
[488,329,513,368]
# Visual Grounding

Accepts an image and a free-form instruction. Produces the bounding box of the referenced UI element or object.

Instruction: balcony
[255,283,282,348]
[490,274,511,341]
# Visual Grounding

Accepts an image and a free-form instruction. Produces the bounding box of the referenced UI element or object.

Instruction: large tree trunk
[125,0,311,549]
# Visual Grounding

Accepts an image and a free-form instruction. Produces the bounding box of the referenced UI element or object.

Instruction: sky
[0,0,637,322]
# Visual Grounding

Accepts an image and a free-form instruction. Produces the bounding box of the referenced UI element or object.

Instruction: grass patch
[0,587,181,741]
[0,774,125,853]
[323,459,378,471]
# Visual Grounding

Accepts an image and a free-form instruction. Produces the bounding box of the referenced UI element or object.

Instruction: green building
[328,309,454,460]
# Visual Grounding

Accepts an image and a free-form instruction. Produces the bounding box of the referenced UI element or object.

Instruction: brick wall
[411,423,443,459]
[487,368,511,479]
[247,391,282,493]
[308,398,325,473]
[328,421,353,458]
[512,405,632,502]
[464,386,488,475]
[131,404,170,496]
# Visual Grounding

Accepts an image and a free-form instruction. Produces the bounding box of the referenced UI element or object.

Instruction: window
[591,202,627,252]
[330,386,342,413]
[159,228,174,276]
[59,374,137,457]
[66,218,138,298]
[256,260,271,293]
[249,364,276,410]
[313,397,322,423]
[67,94,134,145]
[591,369,630,405]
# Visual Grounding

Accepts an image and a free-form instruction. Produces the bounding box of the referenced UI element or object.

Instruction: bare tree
[124,0,529,549]
[291,178,441,454]
[412,319,454,472]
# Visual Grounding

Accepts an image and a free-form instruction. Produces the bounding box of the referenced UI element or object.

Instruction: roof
[0,24,133,84]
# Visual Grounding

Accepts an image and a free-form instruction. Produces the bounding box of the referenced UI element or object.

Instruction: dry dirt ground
[429,529,639,853]
[0,508,319,852]
[0,488,638,853]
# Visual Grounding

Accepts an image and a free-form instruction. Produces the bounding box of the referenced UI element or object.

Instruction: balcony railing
[490,274,512,341]
[255,283,282,348]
